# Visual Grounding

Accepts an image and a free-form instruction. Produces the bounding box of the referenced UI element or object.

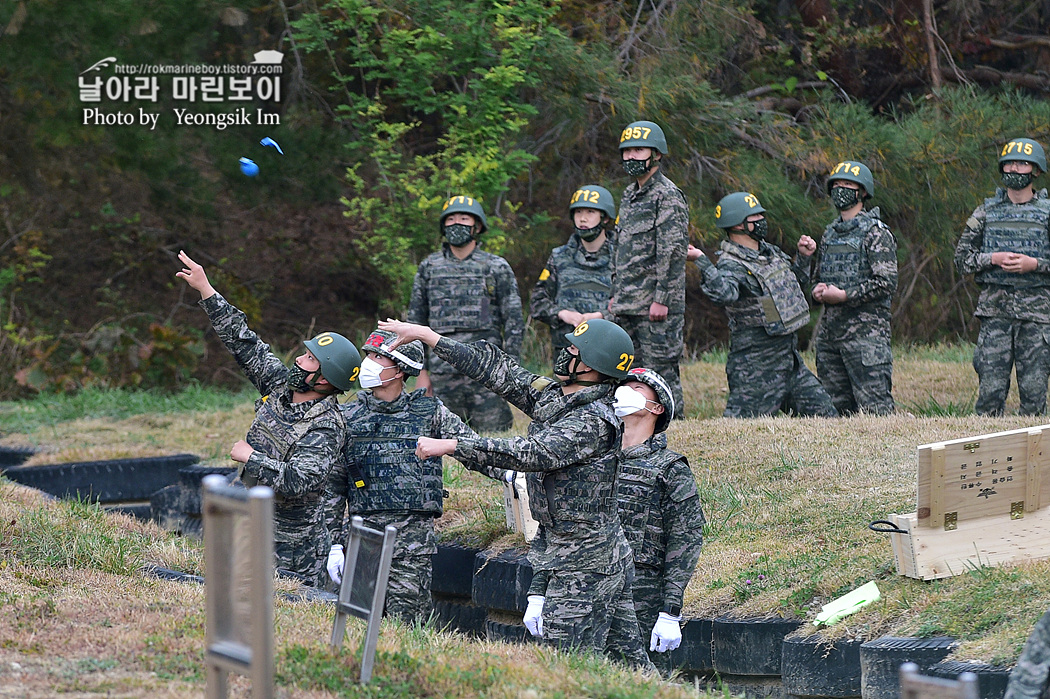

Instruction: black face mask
[287,362,315,392]
[747,218,768,241]
[1002,171,1034,191]
[443,223,474,247]
[622,158,651,178]
[575,224,603,242]
[831,186,861,211]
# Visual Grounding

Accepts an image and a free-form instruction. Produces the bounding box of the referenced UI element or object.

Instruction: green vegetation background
[3,0,1050,398]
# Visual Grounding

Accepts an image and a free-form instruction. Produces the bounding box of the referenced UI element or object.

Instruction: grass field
[2,345,1050,695]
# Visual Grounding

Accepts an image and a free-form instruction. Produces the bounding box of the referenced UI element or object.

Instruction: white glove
[504,470,517,484]
[524,595,545,638]
[327,544,345,585]
[650,612,682,652]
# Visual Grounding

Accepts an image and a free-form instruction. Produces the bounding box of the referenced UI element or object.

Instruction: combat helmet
[827,160,875,199]
[563,319,635,380]
[998,138,1047,173]
[439,195,488,234]
[618,120,668,155]
[715,192,766,230]
[624,367,675,433]
[303,331,362,391]
[568,185,617,220]
[361,329,424,377]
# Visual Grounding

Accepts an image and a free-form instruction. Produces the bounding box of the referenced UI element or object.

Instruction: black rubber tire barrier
[432,543,481,597]
[782,632,864,698]
[928,661,1011,699]
[2,453,199,503]
[104,502,153,520]
[712,616,803,676]
[860,636,957,699]
[485,618,534,645]
[0,445,35,468]
[142,563,204,584]
[472,549,533,613]
[432,596,487,638]
[150,484,186,528]
[707,673,784,699]
[176,465,236,515]
[666,617,715,673]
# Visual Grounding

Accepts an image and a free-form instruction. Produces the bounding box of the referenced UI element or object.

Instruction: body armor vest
[524,398,622,533]
[978,193,1050,288]
[346,394,443,516]
[720,241,809,336]
[427,252,500,334]
[617,436,683,569]
[818,210,892,308]
[245,393,344,504]
[553,238,612,316]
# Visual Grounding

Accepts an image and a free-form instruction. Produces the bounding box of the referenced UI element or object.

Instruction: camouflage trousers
[814,324,895,416]
[431,371,513,432]
[615,313,685,417]
[274,511,330,588]
[973,317,1050,416]
[542,556,656,672]
[1004,608,1050,699]
[355,512,437,625]
[724,335,837,418]
[632,564,679,675]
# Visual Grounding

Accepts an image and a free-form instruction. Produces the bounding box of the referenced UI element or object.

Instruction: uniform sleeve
[431,336,542,414]
[200,292,288,396]
[843,224,898,306]
[694,255,745,306]
[529,252,561,326]
[406,261,432,366]
[792,250,813,288]
[653,189,690,308]
[954,206,993,277]
[1004,609,1050,699]
[659,457,705,610]
[243,421,342,498]
[324,436,351,546]
[495,258,524,360]
[453,409,616,474]
[432,404,509,480]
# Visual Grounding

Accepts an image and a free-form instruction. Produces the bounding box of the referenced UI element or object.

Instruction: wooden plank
[916,424,1050,527]
[1028,428,1043,512]
[929,445,946,529]
[890,506,1050,580]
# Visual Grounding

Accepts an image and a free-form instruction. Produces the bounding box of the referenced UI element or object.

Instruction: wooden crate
[916,425,1049,529]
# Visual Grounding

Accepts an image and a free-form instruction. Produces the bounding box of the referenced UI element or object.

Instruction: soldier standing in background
[956,138,1050,416]
[174,250,361,587]
[611,121,689,413]
[380,317,655,671]
[325,328,485,623]
[613,367,704,668]
[407,195,524,432]
[810,160,898,415]
[530,184,615,368]
[689,192,836,418]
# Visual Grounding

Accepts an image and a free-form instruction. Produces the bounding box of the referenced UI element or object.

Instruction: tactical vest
[817,211,892,308]
[720,241,809,336]
[553,239,612,316]
[524,400,622,532]
[426,252,499,334]
[244,393,344,504]
[345,394,444,516]
[617,440,683,569]
[978,193,1050,288]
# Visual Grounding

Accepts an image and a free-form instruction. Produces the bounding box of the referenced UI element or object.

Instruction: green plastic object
[813,581,881,626]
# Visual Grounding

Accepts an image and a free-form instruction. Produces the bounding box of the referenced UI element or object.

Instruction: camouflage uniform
[201,293,344,587]
[326,388,478,624]
[811,207,898,415]
[617,432,704,666]
[407,244,524,432]
[695,241,837,418]
[1005,608,1050,699]
[433,337,654,671]
[529,231,613,358]
[610,171,689,412]
[955,188,1050,416]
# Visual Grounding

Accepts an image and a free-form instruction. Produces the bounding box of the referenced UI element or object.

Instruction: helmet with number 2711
[563,319,636,380]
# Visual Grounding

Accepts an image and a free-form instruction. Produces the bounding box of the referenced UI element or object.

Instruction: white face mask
[359,356,398,389]
[613,386,648,417]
